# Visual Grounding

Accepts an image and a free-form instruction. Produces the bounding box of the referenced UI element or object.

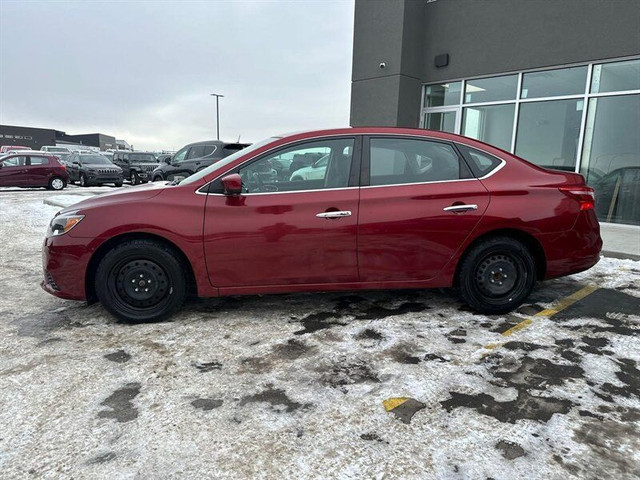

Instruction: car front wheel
[95,239,187,322]
[79,173,89,187]
[458,236,536,315]
[130,171,140,185]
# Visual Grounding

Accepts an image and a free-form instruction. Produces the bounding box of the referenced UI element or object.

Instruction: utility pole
[210,93,224,140]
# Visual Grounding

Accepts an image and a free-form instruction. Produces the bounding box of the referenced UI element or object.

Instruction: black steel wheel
[95,239,187,322]
[458,236,536,314]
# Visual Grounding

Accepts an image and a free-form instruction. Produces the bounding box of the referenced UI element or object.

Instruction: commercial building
[0,124,120,151]
[350,0,640,235]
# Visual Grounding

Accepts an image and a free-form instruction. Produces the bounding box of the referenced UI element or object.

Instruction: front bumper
[41,234,94,301]
[87,173,123,184]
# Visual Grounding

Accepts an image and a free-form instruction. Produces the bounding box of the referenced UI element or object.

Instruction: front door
[0,155,28,187]
[357,136,490,282]
[203,137,360,288]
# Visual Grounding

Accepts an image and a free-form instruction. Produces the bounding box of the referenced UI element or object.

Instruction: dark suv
[112,151,160,185]
[151,140,250,182]
[67,152,123,187]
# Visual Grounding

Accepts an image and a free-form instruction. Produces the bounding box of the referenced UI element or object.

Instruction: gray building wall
[0,125,57,150]
[351,0,640,128]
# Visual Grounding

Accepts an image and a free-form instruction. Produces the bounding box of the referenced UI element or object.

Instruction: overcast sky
[0,0,354,150]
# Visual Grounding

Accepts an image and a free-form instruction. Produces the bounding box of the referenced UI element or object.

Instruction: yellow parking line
[535,284,598,318]
[482,284,598,352]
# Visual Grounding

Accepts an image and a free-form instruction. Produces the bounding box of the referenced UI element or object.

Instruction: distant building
[0,124,122,152]
[116,139,132,151]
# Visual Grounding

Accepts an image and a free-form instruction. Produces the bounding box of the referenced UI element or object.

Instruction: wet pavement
[0,188,639,479]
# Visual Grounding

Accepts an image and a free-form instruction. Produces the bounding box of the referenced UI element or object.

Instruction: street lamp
[210,93,224,140]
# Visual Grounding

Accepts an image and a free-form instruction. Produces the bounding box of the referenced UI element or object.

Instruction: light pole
[210,93,224,140]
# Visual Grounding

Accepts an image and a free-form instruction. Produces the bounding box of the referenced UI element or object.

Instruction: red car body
[0,152,69,188]
[42,128,601,317]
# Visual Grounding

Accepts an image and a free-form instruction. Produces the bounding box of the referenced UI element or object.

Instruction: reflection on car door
[357,136,490,282]
[203,137,361,290]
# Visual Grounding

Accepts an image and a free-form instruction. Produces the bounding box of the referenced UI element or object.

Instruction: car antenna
[237,135,241,142]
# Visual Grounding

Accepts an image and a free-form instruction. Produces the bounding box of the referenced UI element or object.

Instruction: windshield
[80,155,112,165]
[129,153,157,163]
[180,137,279,186]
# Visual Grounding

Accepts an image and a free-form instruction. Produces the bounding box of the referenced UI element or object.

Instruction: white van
[40,146,71,154]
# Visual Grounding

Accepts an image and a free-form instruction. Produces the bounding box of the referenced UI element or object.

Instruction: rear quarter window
[456,144,503,177]
[28,156,50,165]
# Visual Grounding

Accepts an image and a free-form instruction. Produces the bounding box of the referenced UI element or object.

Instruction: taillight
[559,186,595,211]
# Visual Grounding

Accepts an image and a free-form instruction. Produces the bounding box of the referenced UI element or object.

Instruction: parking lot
[1,187,639,479]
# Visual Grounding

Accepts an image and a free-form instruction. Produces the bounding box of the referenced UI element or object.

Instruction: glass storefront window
[424,82,462,107]
[464,75,518,104]
[515,99,583,171]
[462,104,515,151]
[424,111,456,133]
[591,59,640,94]
[581,94,640,225]
[521,66,587,99]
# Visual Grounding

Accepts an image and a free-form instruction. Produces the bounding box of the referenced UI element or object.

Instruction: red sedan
[0,151,69,190]
[42,128,601,322]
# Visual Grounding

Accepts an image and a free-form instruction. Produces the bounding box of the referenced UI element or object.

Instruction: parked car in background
[41,127,602,323]
[0,151,69,190]
[151,140,249,182]
[112,151,160,185]
[40,146,71,155]
[289,154,328,181]
[0,145,29,154]
[66,152,123,187]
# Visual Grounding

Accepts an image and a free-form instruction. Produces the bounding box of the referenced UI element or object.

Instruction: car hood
[60,182,167,214]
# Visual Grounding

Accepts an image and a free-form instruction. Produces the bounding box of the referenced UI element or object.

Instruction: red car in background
[0,145,29,154]
[0,151,69,190]
[42,128,601,322]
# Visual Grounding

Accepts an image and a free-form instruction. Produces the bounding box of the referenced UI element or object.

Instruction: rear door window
[28,156,50,165]
[187,145,206,159]
[368,138,471,186]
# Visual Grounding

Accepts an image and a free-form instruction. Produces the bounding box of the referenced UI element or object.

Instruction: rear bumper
[538,210,603,279]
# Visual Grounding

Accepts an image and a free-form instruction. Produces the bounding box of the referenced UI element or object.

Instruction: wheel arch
[454,228,546,285]
[85,232,197,303]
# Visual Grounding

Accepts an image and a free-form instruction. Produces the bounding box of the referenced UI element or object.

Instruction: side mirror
[164,157,172,165]
[221,173,242,195]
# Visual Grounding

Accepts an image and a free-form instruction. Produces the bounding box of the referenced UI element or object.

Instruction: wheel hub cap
[476,254,518,297]
[115,260,168,308]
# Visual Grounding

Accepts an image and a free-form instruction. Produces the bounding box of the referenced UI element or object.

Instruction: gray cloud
[0,0,354,150]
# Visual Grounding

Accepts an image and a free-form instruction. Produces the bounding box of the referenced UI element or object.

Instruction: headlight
[48,211,85,236]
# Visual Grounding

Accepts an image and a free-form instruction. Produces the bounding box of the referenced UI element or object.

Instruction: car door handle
[443,204,478,212]
[316,210,352,219]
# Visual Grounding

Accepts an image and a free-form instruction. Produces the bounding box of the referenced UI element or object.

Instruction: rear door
[0,155,28,186]
[203,136,361,289]
[25,155,52,186]
[357,136,490,282]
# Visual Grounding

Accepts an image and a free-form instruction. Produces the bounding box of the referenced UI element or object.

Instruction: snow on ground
[0,188,639,479]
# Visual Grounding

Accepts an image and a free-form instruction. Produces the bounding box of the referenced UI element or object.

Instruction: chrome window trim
[200,186,360,197]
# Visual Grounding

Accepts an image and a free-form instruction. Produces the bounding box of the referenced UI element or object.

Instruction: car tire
[95,239,187,322]
[79,173,89,187]
[48,177,66,190]
[458,236,536,315]
[130,171,140,185]
[152,175,163,182]
[114,181,123,187]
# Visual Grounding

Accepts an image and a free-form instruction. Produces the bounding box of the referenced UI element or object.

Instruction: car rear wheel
[458,236,536,314]
[95,239,187,322]
[48,177,66,190]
